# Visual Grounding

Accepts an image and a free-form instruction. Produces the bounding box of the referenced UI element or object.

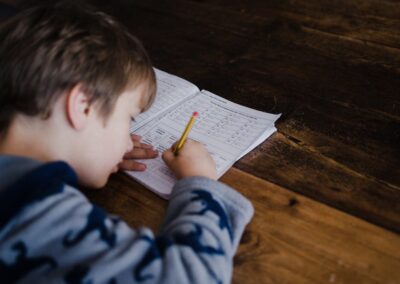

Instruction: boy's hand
[118,134,158,171]
[162,139,217,180]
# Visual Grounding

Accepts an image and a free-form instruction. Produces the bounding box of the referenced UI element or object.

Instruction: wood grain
[223,168,400,284]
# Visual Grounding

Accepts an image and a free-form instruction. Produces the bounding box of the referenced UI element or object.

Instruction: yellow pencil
[173,111,199,155]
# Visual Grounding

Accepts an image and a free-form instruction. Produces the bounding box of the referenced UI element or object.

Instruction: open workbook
[126,68,281,198]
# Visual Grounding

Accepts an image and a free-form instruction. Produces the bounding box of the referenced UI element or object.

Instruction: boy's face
[77,83,147,188]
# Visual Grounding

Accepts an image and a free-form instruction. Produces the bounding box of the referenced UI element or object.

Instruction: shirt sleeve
[0,177,253,284]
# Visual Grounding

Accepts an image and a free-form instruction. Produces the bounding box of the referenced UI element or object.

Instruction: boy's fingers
[133,140,141,148]
[131,134,142,141]
[118,160,146,171]
[162,148,176,163]
[131,135,154,150]
[124,148,158,159]
[134,141,154,149]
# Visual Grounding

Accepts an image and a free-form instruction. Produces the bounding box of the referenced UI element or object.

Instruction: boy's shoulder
[0,155,78,229]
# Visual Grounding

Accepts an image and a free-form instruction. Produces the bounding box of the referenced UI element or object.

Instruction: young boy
[0,3,253,283]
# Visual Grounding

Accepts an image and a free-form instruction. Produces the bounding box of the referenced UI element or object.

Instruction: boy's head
[0,2,156,187]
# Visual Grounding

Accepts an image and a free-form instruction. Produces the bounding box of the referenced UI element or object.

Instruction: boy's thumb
[162,148,173,162]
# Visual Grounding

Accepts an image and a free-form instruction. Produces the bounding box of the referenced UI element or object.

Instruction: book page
[130,68,199,131]
[126,90,280,198]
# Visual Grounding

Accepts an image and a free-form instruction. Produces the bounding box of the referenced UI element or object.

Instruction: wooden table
[12,0,400,282]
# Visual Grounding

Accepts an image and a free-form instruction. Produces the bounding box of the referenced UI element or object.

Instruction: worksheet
[126,69,280,198]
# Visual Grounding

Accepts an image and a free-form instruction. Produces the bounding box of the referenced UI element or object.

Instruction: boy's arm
[155,176,254,283]
[68,177,252,284]
[163,176,253,257]
[116,139,253,282]
[0,177,252,284]
[88,140,253,283]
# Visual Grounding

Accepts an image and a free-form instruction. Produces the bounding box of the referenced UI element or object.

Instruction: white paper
[126,77,280,198]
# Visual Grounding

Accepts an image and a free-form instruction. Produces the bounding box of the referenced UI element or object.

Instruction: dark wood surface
[6,0,400,282]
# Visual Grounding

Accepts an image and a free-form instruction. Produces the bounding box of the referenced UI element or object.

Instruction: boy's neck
[0,114,72,164]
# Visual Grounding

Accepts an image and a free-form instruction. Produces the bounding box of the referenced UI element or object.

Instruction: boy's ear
[66,84,91,130]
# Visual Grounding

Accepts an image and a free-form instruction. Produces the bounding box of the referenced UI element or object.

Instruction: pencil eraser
[193,111,199,117]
